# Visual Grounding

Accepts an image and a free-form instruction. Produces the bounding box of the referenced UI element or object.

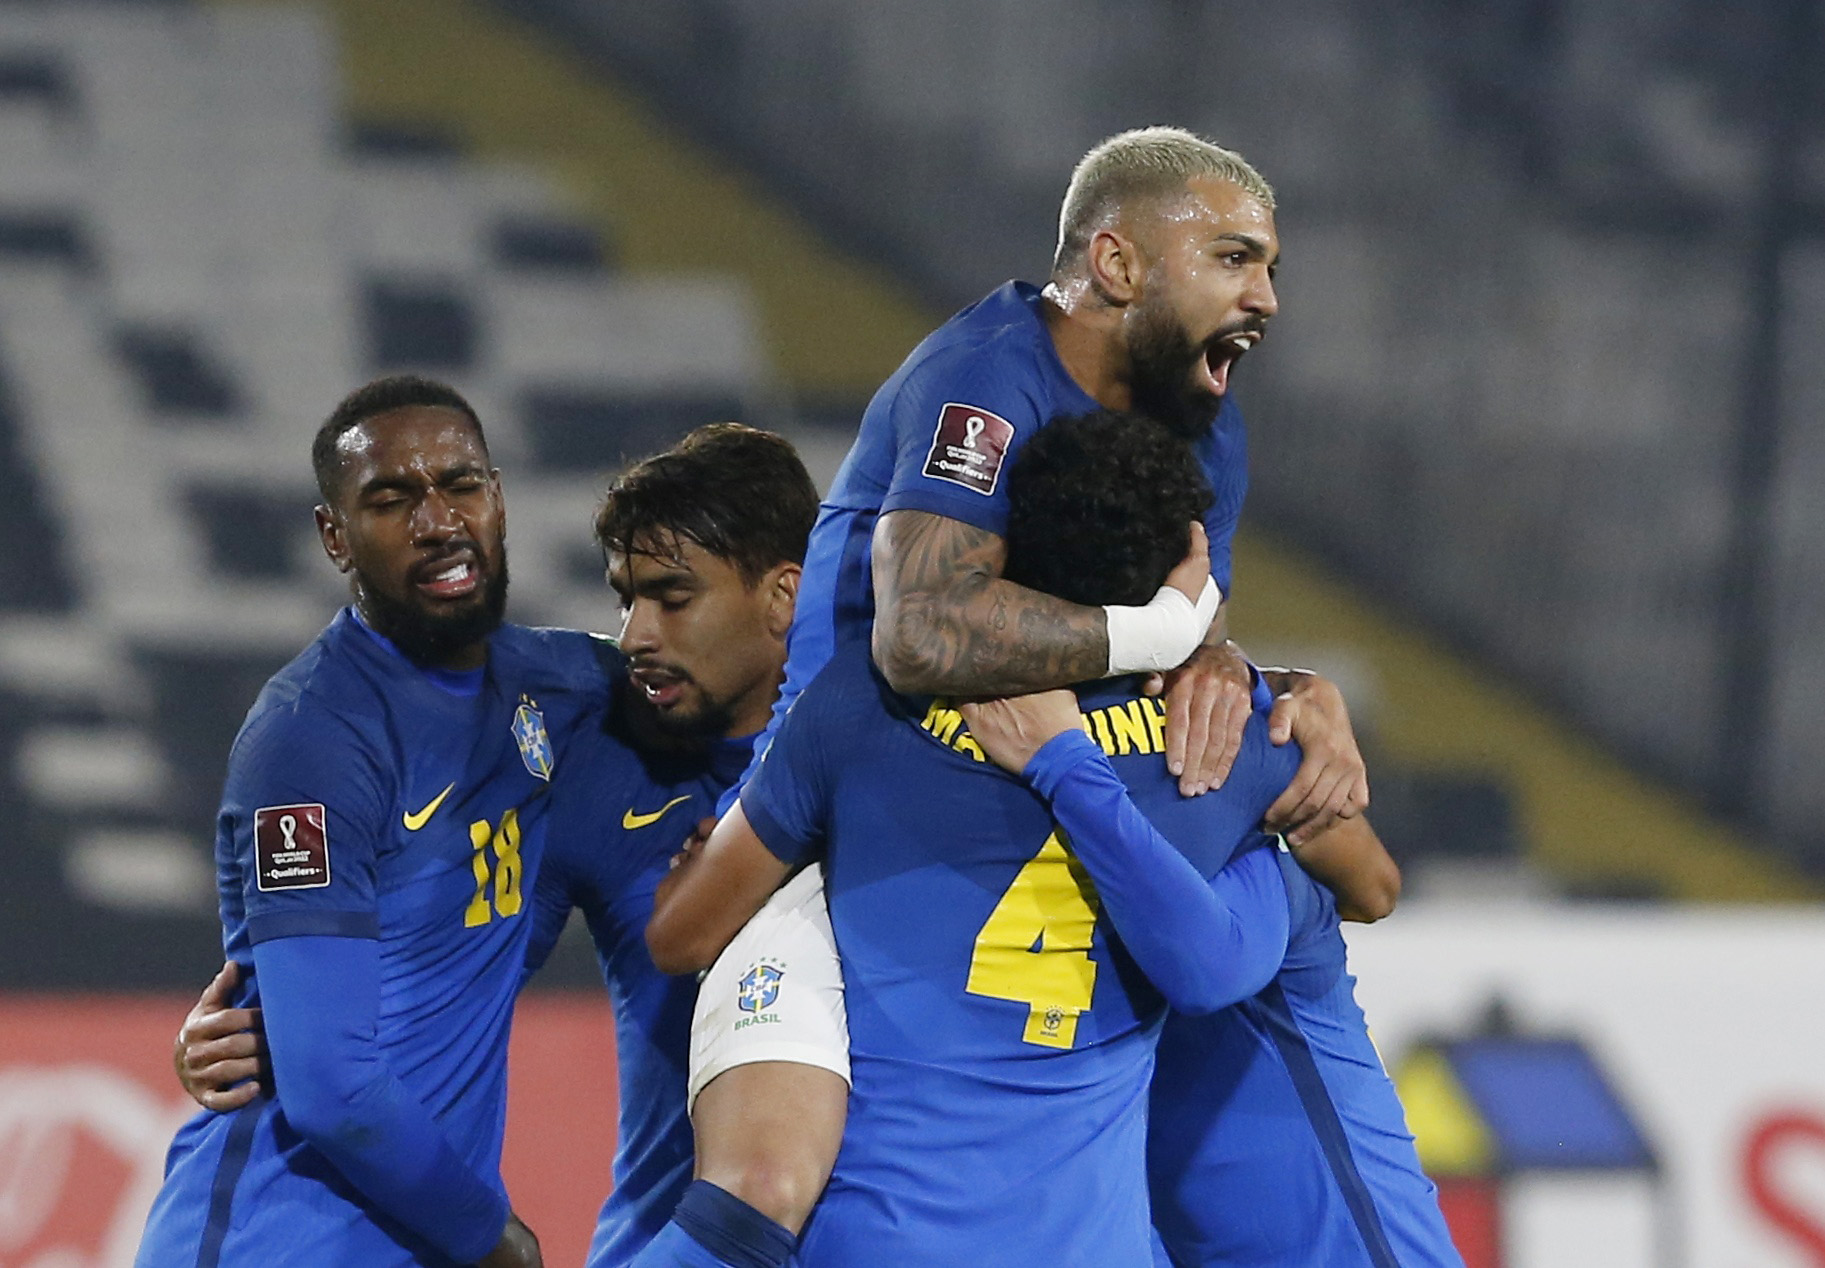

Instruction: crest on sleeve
[921,402,1014,496]
[254,803,330,891]
[513,696,553,781]
[737,960,785,1014]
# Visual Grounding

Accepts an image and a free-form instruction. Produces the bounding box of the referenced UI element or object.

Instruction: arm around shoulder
[870,509,1110,695]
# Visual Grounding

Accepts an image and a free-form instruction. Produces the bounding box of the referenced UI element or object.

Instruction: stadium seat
[0,2,777,953]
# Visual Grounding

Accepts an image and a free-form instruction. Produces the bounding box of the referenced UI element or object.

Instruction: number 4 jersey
[138,609,615,1268]
[738,644,1297,1267]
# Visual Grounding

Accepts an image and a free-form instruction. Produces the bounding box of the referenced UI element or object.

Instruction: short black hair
[595,423,819,581]
[312,375,489,503]
[1003,410,1214,608]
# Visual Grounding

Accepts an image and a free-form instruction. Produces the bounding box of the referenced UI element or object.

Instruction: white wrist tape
[1103,576,1222,676]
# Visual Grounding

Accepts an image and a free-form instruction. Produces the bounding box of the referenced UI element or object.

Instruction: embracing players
[653,409,1457,1265]
[165,123,1420,1265]
[632,124,1382,1267]
[162,413,823,1268]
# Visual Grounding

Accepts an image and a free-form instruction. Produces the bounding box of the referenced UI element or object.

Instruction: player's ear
[315,504,354,573]
[762,561,801,639]
[1087,227,1143,306]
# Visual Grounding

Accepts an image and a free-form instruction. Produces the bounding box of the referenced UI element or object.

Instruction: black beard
[1126,304,1223,441]
[358,550,509,667]
[612,680,734,756]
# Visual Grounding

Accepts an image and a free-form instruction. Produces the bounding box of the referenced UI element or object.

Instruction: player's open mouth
[412,555,480,600]
[631,667,688,709]
[1199,331,1261,398]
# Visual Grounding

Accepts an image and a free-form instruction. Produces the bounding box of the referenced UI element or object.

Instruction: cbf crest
[738,960,785,1014]
[512,696,553,781]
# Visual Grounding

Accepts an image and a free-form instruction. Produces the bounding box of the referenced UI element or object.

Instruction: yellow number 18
[464,809,523,927]
[966,831,1101,1049]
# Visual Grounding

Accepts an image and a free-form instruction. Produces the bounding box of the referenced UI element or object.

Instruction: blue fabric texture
[626,1218,744,1268]
[254,934,510,1263]
[1024,728,1290,1015]
[671,1181,795,1268]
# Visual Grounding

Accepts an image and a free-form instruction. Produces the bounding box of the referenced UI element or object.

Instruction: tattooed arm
[870,509,1110,695]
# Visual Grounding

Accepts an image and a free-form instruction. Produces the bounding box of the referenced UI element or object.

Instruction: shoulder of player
[888,317,1054,426]
[769,644,897,760]
[226,674,376,783]
[805,641,895,715]
[898,281,1034,364]
[493,623,624,695]
[225,623,412,778]
[551,703,645,800]
[238,615,400,733]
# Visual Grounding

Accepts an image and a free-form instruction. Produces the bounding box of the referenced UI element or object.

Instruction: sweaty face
[1122,175,1279,438]
[319,406,508,669]
[608,533,787,746]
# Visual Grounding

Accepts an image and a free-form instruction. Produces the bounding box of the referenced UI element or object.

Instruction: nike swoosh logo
[622,795,692,831]
[402,783,456,831]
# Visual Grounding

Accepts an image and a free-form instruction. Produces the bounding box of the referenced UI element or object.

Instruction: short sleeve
[1197,395,1250,599]
[877,352,1049,538]
[738,660,849,866]
[226,703,389,944]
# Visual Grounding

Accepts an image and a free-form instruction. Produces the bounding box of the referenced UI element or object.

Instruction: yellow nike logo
[402,783,456,831]
[622,795,692,831]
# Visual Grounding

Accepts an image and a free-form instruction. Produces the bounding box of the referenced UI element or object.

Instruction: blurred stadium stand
[0,0,1817,989]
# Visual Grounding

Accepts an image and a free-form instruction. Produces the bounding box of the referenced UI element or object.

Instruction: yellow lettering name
[918,696,1166,762]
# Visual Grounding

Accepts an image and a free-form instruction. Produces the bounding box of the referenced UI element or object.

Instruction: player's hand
[960,690,1084,774]
[669,817,716,870]
[174,961,266,1112]
[1163,522,1211,605]
[1148,638,1252,796]
[477,1211,541,1268]
[655,816,717,917]
[1261,669,1369,846]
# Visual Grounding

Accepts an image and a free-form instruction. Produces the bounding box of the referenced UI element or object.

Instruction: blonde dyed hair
[1054,126,1274,274]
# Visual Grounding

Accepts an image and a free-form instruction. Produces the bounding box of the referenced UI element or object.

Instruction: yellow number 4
[464,809,524,927]
[966,831,1101,1049]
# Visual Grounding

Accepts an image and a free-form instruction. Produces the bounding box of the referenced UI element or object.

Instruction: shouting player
[776,124,1366,828]
[137,376,623,1268]
[649,410,1420,1264]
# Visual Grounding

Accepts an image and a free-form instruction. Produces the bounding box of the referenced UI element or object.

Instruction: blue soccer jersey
[763,281,1250,765]
[137,610,614,1268]
[525,678,756,1268]
[737,645,1294,1266]
[1147,867,1463,1268]
[979,671,1458,1266]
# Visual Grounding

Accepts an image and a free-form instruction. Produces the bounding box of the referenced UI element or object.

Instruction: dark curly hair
[595,423,819,581]
[1002,410,1213,608]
